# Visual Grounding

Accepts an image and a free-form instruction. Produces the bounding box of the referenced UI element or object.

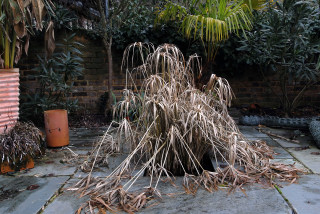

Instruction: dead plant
[72,43,303,213]
[0,122,44,165]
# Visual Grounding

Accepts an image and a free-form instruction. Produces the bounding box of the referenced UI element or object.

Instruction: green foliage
[20,33,84,124]
[51,4,77,30]
[111,1,205,58]
[156,0,261,60]
[237,0,320,113]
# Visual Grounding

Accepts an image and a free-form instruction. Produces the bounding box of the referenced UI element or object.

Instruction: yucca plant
[0,0,55,69]
[72,43,302,213]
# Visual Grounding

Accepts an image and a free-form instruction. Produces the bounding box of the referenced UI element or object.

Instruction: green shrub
[238,0,320,114]
[20,33,84,125]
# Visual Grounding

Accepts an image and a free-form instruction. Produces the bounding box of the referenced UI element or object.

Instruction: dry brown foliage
[0,122,44,164]
[71,43,303,213]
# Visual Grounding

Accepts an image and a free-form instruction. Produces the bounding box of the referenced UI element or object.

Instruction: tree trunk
[107,37,113,109]
[96,0,113,111]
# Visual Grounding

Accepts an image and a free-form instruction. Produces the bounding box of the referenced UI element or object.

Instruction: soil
[240,104,320,118]
[0,187,19,202]
[68,113,111,128]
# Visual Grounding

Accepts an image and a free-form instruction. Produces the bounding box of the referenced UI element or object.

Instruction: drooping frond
[157,0,254,44]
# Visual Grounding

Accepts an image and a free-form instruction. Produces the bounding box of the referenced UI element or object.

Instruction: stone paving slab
[273,147,294,159]
[246,137,281,147]
[43,177,292,214]
[239,126,269,138]
[280,174,320,214]
[273,138,311,148]
[15,149,78,177]
[74,153,128,178]
[133,178,291,214]
[270,159,309,173]
[287,147,320,174]
[43,178,88,214]
[0,175,69,214]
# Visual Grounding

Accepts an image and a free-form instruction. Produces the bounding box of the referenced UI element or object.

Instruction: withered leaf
[31,0,45,30]
[294,146,310,151]
[24,34,30,55]
[26,184,39,190]
[14,22,26,38]
[45,21,55,58]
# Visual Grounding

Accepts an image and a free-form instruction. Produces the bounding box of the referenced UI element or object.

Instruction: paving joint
[267,135,313,174]
[37,167,79,214]
[281,146,314,174]
[274,184,298,214]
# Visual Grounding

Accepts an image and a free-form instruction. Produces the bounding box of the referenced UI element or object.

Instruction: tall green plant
[238,0,320,114]
[0,0,55,69]
[20,33,84,124]
[156,0,264,60]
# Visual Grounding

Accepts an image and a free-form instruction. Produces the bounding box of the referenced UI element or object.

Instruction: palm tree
[157,0,265,60]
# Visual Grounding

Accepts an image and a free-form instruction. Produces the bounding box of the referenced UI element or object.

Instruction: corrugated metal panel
[0,69,19,134]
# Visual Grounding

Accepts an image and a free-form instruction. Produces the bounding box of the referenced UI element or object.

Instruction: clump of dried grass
[73,43,303,213]
[0,122,44,165]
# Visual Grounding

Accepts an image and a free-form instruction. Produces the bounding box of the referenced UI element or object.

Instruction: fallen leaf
[45,161,54,164]
[26,184,39,190]
[294,146,310,151]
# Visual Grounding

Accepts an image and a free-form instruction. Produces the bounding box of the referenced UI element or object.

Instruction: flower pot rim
[44,109,67,113]
[0,68,19,72]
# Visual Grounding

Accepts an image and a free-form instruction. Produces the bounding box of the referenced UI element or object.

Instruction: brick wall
[227,70,320,108]
[19,31,127,114]
[18,32,320,114]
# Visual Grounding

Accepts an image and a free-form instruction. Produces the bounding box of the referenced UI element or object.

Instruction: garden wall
[18,33,320,114]
[227,70,320,108]
[18,31,126,114]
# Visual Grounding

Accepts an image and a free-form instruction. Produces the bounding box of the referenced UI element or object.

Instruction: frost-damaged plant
[72,43,302,213]
[0,122,44,166]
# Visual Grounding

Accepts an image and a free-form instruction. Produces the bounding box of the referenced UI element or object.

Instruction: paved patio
[1,123,320,214]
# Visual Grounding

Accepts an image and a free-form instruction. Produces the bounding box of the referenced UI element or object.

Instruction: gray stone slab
[132,178,291,214]
[0,176,69,214]
[280,174,320,214]
[273,147,293,159]
[239,126,269,138]
[16,149,78,177]
[247,137,280,147]
[58,177,291,214]
[43,178,89,214]
[288,147,320,173]
[43,176,292,214]
[273,138,310,148]
[74,153,128,178]
[270,159,309,173]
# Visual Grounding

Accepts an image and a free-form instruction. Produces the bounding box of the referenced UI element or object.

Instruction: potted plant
[0,122,45,174]
[27,33,84,147]
[0,0,55,133]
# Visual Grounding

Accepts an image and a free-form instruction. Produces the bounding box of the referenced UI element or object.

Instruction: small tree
[238,0,320,115]
[94,0,151,110]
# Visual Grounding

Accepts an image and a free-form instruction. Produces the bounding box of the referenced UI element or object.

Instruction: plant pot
[44,109,69,147]
[0,68,19,134]
[0,155,34,174]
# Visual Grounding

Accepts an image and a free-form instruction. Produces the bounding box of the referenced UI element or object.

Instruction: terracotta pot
[0,155,34,174]
[0,68,19,134]
[44,109,69,147]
